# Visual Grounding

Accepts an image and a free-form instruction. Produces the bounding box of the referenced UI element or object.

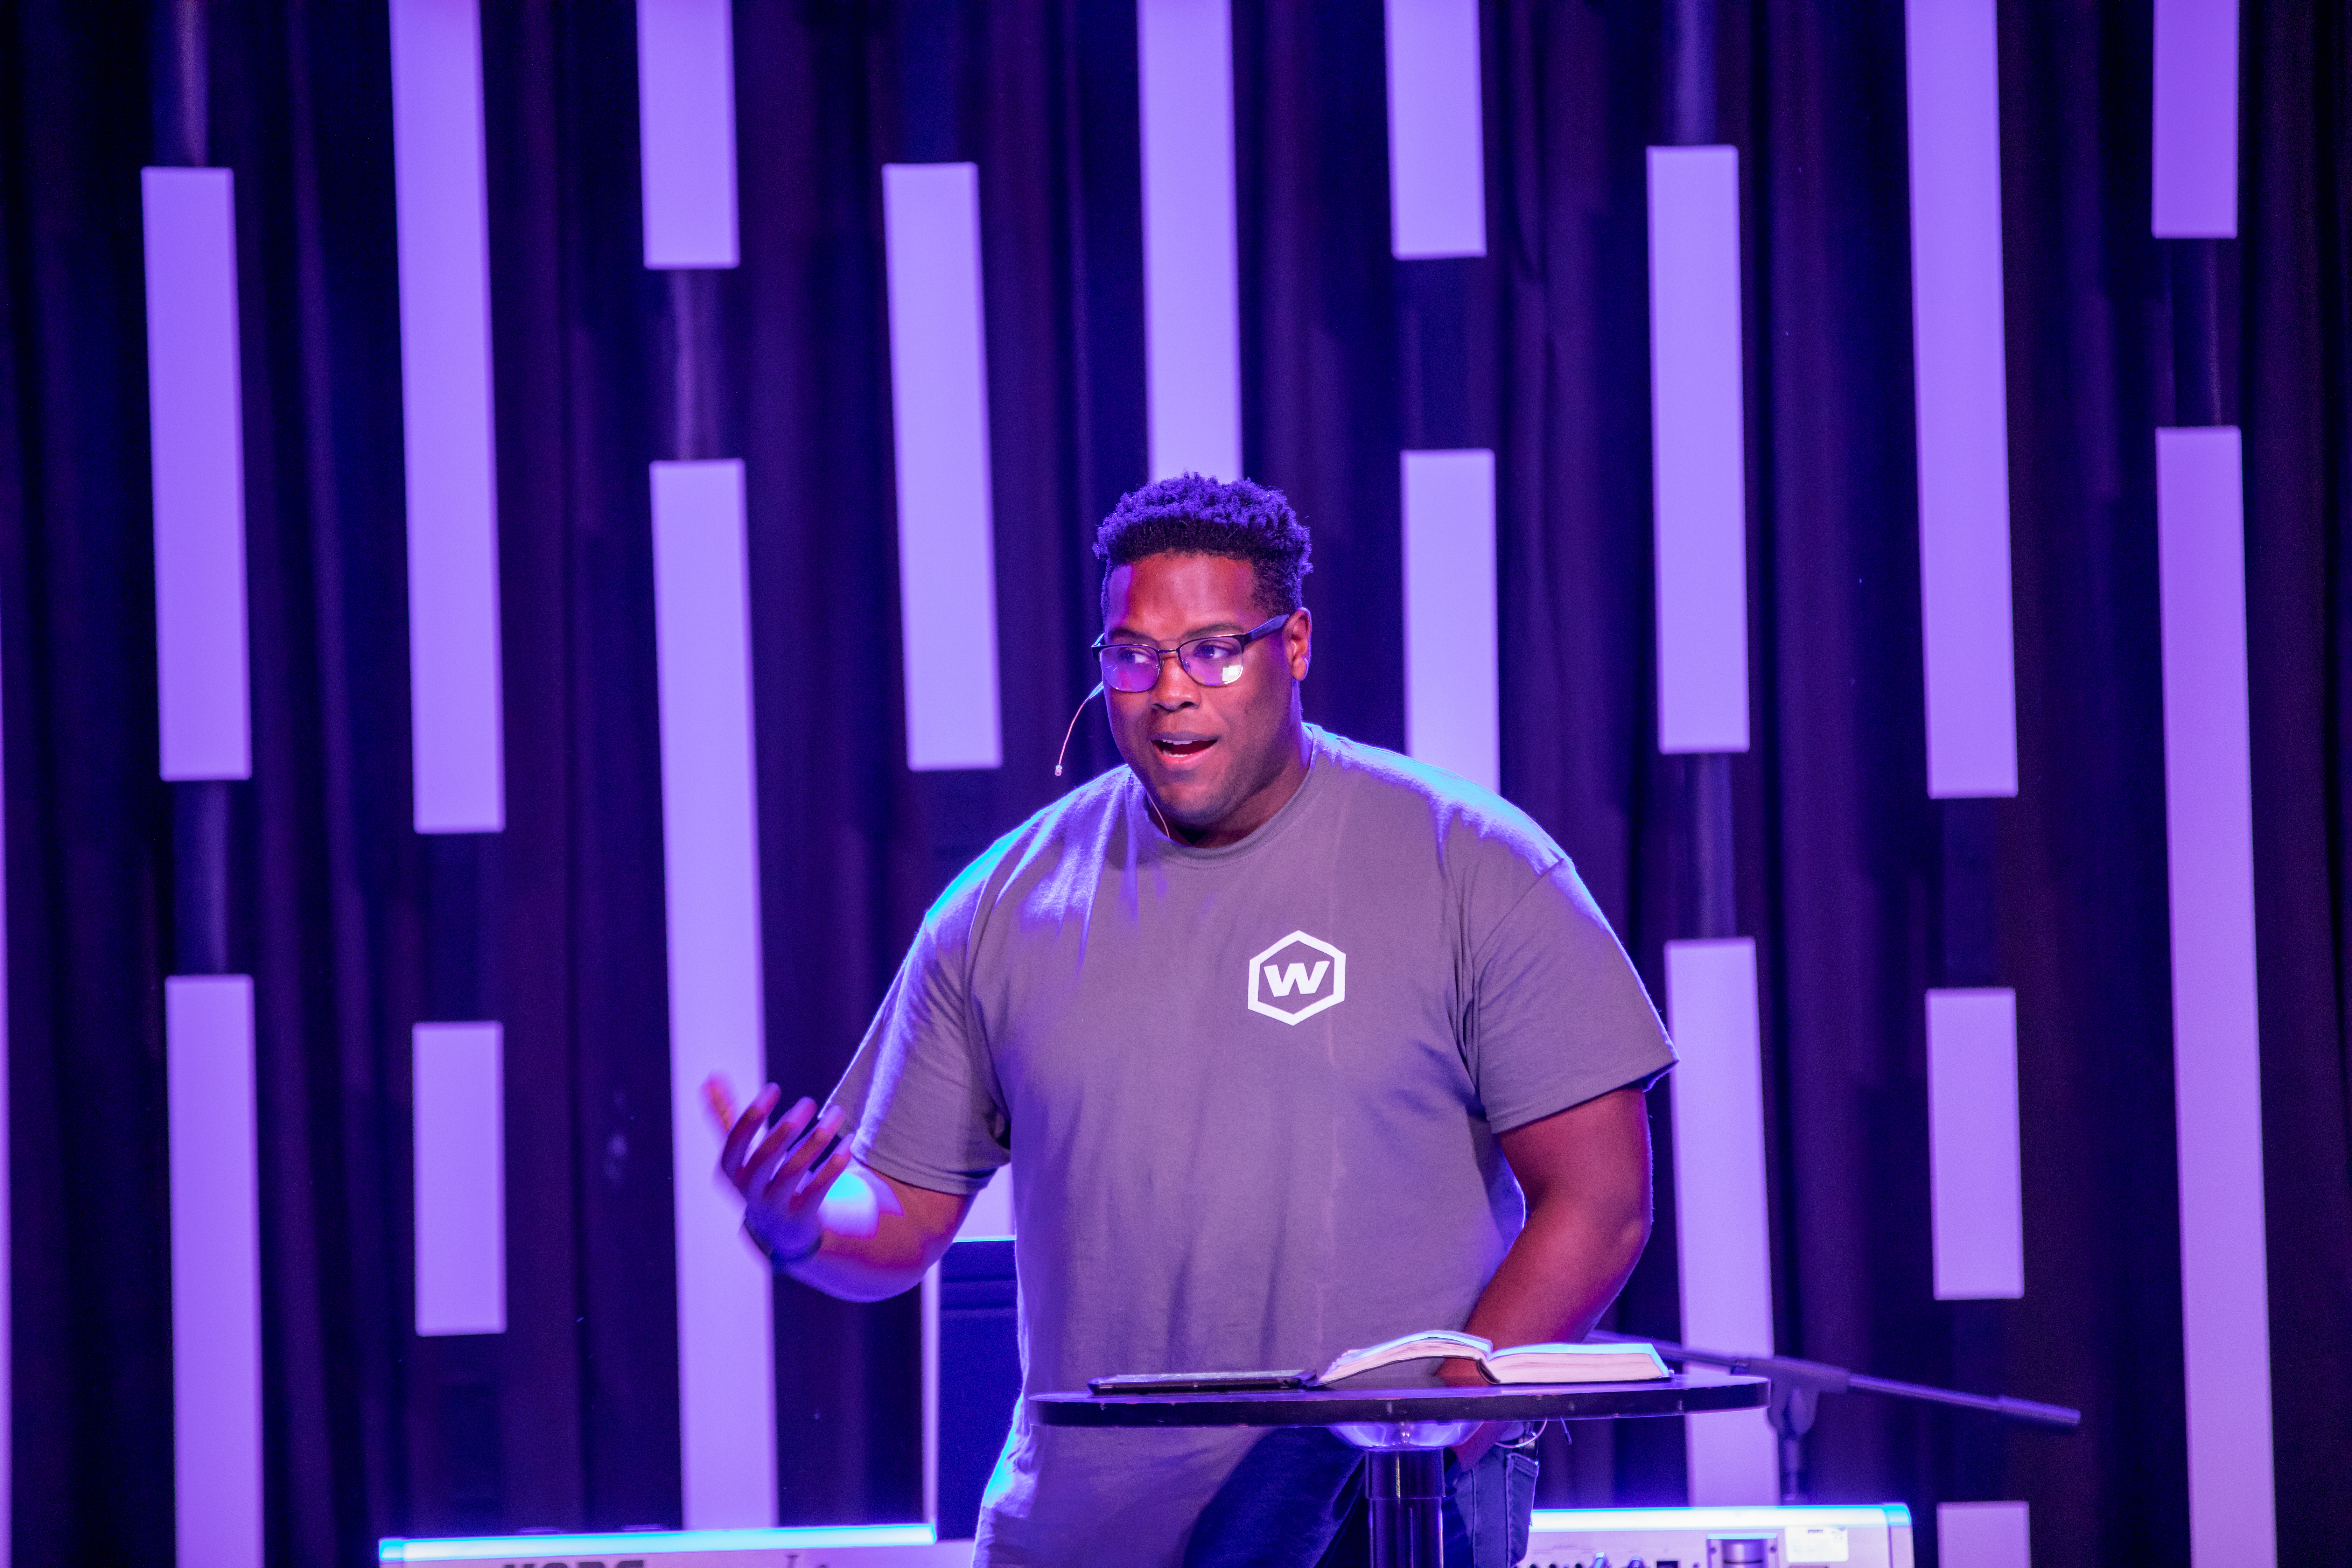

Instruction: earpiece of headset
[1053,683,1106,778]
[1053,681,1177,839]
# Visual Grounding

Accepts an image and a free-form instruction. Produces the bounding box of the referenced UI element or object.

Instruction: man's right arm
[713,1078,974,1303]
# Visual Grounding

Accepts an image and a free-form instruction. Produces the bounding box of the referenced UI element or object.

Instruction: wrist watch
[747,1220,823,1269]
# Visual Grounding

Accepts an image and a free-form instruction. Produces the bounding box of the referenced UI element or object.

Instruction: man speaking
[712,475,1673,1566]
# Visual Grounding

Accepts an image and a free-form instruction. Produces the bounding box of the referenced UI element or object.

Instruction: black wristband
[749,1222,822,1270]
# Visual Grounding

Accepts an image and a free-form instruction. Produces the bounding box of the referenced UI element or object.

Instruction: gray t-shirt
[830,728,1672,1565]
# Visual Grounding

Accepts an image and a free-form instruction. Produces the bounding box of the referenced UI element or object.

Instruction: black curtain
[0,3,2345,1565]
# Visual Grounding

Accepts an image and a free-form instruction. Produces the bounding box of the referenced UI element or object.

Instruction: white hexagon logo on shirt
[1246,930,1348,1025]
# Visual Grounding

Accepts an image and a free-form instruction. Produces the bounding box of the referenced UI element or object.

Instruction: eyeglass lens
[1097,636,1253,694]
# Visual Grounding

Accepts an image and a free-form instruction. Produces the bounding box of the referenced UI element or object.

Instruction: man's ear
[1284,608,1312,680]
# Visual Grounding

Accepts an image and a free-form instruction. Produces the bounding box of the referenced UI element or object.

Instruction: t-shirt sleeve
[1465,858,1675,1133]
[828,907,1010,1198]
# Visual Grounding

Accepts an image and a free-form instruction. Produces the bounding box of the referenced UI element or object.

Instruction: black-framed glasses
[1091,612,1292,694]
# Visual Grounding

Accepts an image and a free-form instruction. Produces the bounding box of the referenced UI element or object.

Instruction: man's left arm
[1442,1084,1655,1465]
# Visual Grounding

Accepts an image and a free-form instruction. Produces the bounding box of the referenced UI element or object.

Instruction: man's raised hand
[707,1074,858,1265]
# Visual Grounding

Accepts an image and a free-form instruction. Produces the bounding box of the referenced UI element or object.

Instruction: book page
[1316,1329,1492,1385]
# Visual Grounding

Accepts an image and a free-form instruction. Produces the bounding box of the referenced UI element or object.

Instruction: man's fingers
[770,1106,848,1194]
[718,1083,784,1186]
[754,1105,851,1206]
[703,1074,739,1137]
[742,1097,820,1188]
[719,1083,782,1180]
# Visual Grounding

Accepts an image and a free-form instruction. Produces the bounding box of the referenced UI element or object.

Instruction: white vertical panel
[166,974,261,1568]
[1401,449,1499,791]
[1138,0,1243,479]
[1939,1502,2031,1568]
[142,167,252,782]
[1646,147,1750,755]
[954,1166,1015,1242]
[637,0,740,267]
[391,0,507,833]
[650,458,777,1528]
[881,163,1003,772]
[2154,425,2275,1567]
[0,583,10,1567]
[414,1022,507,1336]
[2150,0,2239,238]
[1927,988,2023,1299]
[1906,0,2018,799]
[1665,938,1778,1504]
[1382,0,1485,259]
[922,1265,940,1530]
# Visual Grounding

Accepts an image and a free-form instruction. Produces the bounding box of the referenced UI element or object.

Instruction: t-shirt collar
[1128,724,1329,867]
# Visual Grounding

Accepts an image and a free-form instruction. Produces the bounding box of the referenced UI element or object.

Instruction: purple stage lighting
[955,1167,1015,1243]
[142,167,252,783]
[637,0,741,268]
[0,639,10,1551]
[650,458,778,1528]
[1646,146,1750,756]
[391,0,507,832]
[2154,426,2275,1564]
[1139,0,1242,480]
[1382,0,1486,260]
[167,974,262,1568]
[1905,0,2018,799]
[1938,1501,2030,1568]
[882,163,1004,772]
[1401,449,1499,792]
[1926,988,2023,1299]
[413,1022,507,1337]
[2151,0,2240,238]
[1665,938,1778,1504]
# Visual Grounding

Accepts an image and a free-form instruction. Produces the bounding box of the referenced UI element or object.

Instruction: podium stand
[1033,1374,1768,1568]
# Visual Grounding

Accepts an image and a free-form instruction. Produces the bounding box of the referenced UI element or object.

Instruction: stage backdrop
[0,3,2346,1565]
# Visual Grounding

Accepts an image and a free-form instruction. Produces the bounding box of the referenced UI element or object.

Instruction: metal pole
[1363,1447,1447,1568]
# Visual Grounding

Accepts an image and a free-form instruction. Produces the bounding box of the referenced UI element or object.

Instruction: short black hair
[1093,472,1312,620]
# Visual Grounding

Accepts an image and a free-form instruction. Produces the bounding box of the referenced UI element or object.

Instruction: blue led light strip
[1530,1505,1912,1532]
[381,1524,936,1563]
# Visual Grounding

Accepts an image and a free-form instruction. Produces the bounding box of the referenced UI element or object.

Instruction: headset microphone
[1054,683,1106,777]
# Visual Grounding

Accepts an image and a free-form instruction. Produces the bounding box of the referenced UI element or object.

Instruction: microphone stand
[1590,1330,2080,1506]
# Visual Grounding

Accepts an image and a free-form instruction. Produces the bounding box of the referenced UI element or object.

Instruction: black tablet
[1086,1368,1314,1395]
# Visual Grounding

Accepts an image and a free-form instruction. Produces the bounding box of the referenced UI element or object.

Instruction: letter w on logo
[1262,960,1330,997]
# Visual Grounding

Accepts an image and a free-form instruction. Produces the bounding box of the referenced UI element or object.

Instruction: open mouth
[1153,736,1217,761]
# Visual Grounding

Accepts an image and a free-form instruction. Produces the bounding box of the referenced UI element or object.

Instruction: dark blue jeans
[1184,1426,1539,1568]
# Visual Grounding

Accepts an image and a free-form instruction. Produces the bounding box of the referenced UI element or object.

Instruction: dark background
[0,2,2346,1564]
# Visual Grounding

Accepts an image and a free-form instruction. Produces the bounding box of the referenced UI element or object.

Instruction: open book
[1314,1331,1670,1387]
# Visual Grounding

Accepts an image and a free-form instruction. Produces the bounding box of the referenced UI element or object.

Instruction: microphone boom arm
[1588,1327,2080,1505]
